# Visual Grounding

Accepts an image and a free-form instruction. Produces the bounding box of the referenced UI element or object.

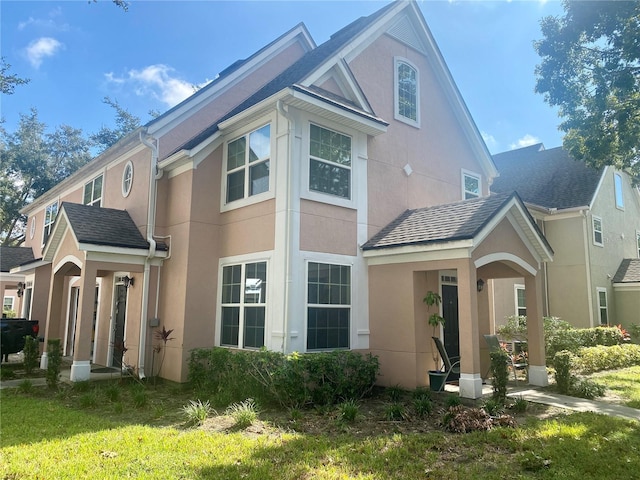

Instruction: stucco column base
[528,365,549,387]
[459,373,483,399]
[70,360,91,382]
[39,351,48,370]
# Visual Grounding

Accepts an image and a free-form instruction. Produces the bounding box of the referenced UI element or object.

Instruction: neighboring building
[0,246,35,318]
[6,0,553,398]
[491,144,640,330]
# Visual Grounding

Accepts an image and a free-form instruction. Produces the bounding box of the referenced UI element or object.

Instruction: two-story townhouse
[7,0,553,398]
[491,144,640,330]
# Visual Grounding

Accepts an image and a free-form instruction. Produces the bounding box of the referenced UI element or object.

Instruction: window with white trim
[84,174,103,206]
[462,171,481,199]
[394,58,419,126]
[597,288,608,325]
[592,215,603,246]
[514,285,526,317]
[637,231,640,258]
[614,173,624,209]
[3,296,14,313]
[43,202,58,245]
[220,261,267,349]
[225,124,270,204]
[309,124,352,199]
[307,262,351,350]
[122,161,133,197]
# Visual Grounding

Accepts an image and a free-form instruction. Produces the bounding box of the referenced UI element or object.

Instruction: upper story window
[220,261,267,349]
[43,202,58,245]
[636,231,640,258]
[394,58,419,126]
[84,174,103,207]
[462,170,481,199]
[29,217,36,240]
[122,161,133,198]
[225,124,270,204]
[592,215,603,247]
[515,285,526,317]
[307,261,351,350]
[309,124,352,200]
[614,172,624,209]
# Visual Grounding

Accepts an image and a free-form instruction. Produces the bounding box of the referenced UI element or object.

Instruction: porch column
[70,262,97,382]
[458,260,483,399]
[525,270,548,387]
[40,272,66,369]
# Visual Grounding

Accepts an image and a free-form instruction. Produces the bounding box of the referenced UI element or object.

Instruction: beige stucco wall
[614,286,640,328]
[299,200,357,255]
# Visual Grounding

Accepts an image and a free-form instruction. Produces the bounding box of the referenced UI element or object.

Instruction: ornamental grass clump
[182,399,213,426]
[226,398,259,428]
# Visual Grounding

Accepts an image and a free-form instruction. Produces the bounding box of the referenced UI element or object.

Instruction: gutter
[137,131,163,378]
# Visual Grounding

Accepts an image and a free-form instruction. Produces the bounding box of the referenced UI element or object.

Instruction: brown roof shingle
[613,259,640,283]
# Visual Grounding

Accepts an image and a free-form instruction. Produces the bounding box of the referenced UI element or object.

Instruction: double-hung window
[597,288,608,325]
[225,124,270,204]
[307,262,351,350]
[3,296,14,313]
[309,124,352,199]
[592,216,603,247]
[462,171,481,199]
[43,202,58,245]
[84,174,103,206]
[220,261,267,349]
[394,58,419,126]
[515,285,526,317]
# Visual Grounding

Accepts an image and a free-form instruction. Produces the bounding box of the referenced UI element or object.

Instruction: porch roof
[613,259,640,283]
[364,192,549,249]
[0,246,35,272]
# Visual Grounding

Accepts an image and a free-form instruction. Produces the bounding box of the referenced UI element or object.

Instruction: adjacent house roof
[613,259,640,283]
[491,144,604,210]
[57,202,151,250]
[362,192,551,255]
[0,247,35,272]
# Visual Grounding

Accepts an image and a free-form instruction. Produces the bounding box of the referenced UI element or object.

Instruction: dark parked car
[0,317,39,362]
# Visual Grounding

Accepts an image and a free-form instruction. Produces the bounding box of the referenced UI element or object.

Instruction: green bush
[489,349,509,402]
[22,336,39,375]
[553,350,575,394]
[573,344,640,374]
[188,347,379,409]
[46,339,62,389]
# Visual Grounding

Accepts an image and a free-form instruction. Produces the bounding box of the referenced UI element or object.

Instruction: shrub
[188,347,379,409]
[413,396,432,417]
[444,394,462,409]
[573,344,640,374]
[182,399,212,426]
[104,383,120,402]
[79,391,97,408]
[46,339,62,389]
[511,395,528,413]
[553,350,575,394]
[489,349,509,402]
[384,402,408,421]
[386,385,404,402]
[482,397,504,416]
[337,399,360,423]
[17,379,34,394]
[131,385,148,408]
[22,335,39,375]
[571,378,606,399]
[412,387,431,401]
[226,398,258,428]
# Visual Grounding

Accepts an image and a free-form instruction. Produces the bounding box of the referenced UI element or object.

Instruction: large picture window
[220,261,267,349]
[225,124,270,204]
[84,174,103,206]
[43,202,58,245]
[307,262,350,350]
[309,124,351,199]
[394,58,419,126]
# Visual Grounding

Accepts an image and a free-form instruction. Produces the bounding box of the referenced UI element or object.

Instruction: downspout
[277,99,292,354]
[138,131,163,378]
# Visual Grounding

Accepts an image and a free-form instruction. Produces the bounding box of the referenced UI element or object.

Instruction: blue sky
[1,0,565,154]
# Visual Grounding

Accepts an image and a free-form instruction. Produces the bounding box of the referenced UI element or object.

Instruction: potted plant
[424,291,447,391]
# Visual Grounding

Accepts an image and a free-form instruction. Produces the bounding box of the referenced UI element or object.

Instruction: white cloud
[19,8,67,31]
[25,37,63,68]
[105,64,209,107]
[510,134,540,150]
[481,131,498,151]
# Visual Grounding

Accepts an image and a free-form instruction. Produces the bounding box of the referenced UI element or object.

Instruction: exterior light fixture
[476,278,485,292]
[123,276,135,288]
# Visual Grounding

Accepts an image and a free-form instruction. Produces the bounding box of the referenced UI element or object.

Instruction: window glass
[597,289,608,325]
[464,173,480,199]
[225,125,270,204]
[3,296,14,312]
[309,124,352,199]
[614,173,624,209]
[43,202,58,244]
[593,216,603,246]
[122,162,133,197]
[397,61,418,122]
[220,261,267,349]
[307,262,350,350]
[637,231,640,258]
[515,286,526,317]
[84,175,103,206]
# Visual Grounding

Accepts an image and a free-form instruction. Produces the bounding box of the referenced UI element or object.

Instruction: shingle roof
[362,192,518,250]
[175,2,396,154]
[60,202,150,250]
[491,145,604,210]
[613,259,640,283]
[0,246,35,272]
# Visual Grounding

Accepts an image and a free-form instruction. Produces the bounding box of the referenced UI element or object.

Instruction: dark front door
[112,285,127,367]
[442,284,459,361]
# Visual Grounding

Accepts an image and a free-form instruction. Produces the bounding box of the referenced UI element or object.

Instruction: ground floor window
[597,288,608,325]
[515,285,526,317]
[307,262,350,350]
[220,261,267,349]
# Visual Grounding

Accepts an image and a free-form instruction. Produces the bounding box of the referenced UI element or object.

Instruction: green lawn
[590,365,640,408]
[2,381,640,479]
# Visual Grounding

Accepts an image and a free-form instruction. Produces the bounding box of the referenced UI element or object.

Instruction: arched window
[395,58,419,126]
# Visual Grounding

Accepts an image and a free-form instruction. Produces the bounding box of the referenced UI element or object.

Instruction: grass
[590,365,640,408]
[2,373,640,479]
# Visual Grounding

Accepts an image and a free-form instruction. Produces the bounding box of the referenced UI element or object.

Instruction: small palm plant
[423,291,445,369]
[151,326,175,383]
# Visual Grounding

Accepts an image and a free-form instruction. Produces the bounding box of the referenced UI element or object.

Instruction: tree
[0,57,29,95]
[0,109,92,245]
[535,1,640,180]
[90,97,141,153]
